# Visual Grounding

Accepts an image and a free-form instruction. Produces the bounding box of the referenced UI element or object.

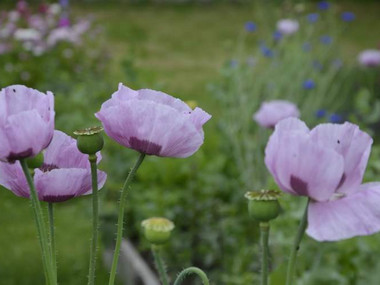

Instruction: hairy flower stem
[108,153,146,285]
[48,202,57,276]
[88,154,99,285]
[151,245,169,285]
[260,222,270,285]
[20,159,56,285]
[173,267,210,285]
[286,198,310,285]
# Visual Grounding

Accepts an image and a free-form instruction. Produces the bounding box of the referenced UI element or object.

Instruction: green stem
[173,267,210,285]
[48,202,57,276]
[108,153,146,285]
[260,222,270,285]
[286,198,310,285]
[151,245,169,285]
[20,159,56,285]
[88,154,99,285]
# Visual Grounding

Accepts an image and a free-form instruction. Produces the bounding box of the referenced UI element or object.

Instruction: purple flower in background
[60,0,70,8]
[0,131,106,203]
[320,35,333,45]
[229,59,239,68]
[253,100,300,128]
[315,109,326,118]
[265,118,380,241]
[245,21,257,32]
[358,50,380,67]
[58,17,70,28]
[303,79,316,90]
[318,1,330,10]
[16,0,28,15]
[96,83,211,158]
[276,19,299,35]
[341,12,355,22]
[260,45,274,58]
[307,13,319,23]
[329,113,343,123]
[302,42,312,52]
[0,85,54,162]
[272,30,282,41]
[312,60,323,71]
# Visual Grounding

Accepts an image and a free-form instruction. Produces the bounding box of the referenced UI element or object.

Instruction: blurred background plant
[1,0,380,285]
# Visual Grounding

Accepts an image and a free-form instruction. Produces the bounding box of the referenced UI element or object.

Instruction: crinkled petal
[310,122,372,194]
[307,182,380,241]
[138,88,191,113]
[265,131,344,201]
[96,100,205,158]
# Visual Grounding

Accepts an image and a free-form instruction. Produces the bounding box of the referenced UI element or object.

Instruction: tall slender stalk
[260,222,270,285]
[108,153,146,285]
[48,202,57,276]
[286,199,310,285]
[20,159,56,285]
[174,267,210,285]
[151,245,169,285]
[88,154,99,285]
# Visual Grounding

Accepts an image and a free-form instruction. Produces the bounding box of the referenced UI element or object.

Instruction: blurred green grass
[1,1,380,284]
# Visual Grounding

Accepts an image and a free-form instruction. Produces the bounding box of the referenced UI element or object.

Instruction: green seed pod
[245,190,281,222]
[26,152,44,169]
[74,126,104,155]
[141,217,175,245]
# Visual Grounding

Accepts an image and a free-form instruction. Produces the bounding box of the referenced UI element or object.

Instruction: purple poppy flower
[96,83,211,158]
[265,118,380,241]
[318,1,330,10]
[358,50,380,67]
[245,21,257,32]
[303,79,316,90]
[0,85,54,162]
[0,131,106,203]
[276,19,299,35]
[307,13,319,23]
[253,100,300,128]
[341,12,355,22]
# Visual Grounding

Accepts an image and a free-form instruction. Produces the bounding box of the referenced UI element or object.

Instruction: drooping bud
[141,217,175,245]
[245,190,281,222]
[74,126,104,155]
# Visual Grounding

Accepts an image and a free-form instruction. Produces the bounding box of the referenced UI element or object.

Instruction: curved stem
[286,198,310,285]
[108,153,146,285]
[88,155,99,285]
[260,222,270,285]
[151,245,169,285]
[20,159,56,285]
[173,267,210,285]
[48,202,57,276]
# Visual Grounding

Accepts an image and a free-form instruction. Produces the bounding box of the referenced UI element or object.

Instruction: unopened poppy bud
[141,217,174,245]
[245,190,281,222]
[74,126,104,155]
[25,152,44,169]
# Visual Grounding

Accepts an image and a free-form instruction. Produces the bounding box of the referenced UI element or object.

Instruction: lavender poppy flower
[358,50,380,67]
[265,118,380,241]
[245,21,257,32]
[341,12,355,22]
[0,130,106,203]
[0,85,54,162]
[253,100,300,128]
[303,79,315,90]
[276,19,299,35]
[96,83,211,158]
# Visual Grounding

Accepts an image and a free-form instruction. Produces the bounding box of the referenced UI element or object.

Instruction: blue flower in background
[273,30,282,41]
[245,21,257,32]
[260,45,274,58]
[303,79,316,90]
[315,109,327,118]
[329,113,343,123]
[229,59,239,68]
[60,0,69,7]
[318,1,330,10]
[307,13,319,23]
[320,35,333,45]
[313,60,323,71]
[302,42,312,52]
[341,12,355,22]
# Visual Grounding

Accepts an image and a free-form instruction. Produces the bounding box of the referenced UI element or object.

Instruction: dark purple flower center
[129,137,162,155]
[7,148,33,163]
[43,194,75,203]
[290,175,309,196]
[40,163,59,172]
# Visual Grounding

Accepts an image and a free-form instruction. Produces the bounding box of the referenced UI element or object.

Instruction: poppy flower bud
[25,152,44,169]
[141,217,174,245]
[74,126,104,155]
[245,190,281,222]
